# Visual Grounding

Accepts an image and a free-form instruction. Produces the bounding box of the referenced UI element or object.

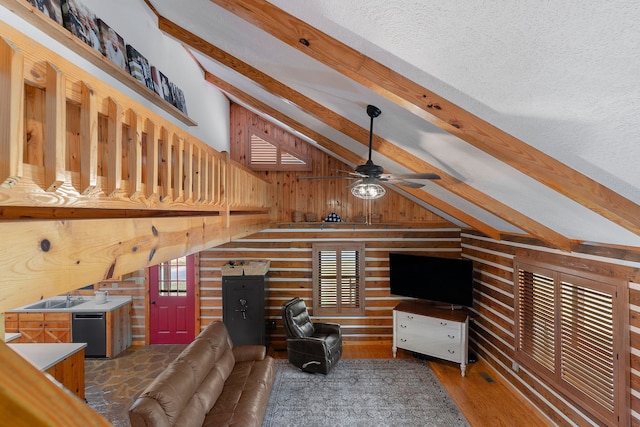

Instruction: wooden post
[45,62,65,192]
[0,37,24,188]
[184,138,194,202]
[173,134,184,202]
[160,127,172,201]
[106,97,122,196]
[128,108,143,198]
[144,118,159,199]
[80,81,97,194]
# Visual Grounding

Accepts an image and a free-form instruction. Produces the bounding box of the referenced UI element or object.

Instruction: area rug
[262,359,469,427]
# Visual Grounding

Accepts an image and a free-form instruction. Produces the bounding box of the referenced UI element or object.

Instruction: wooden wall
[462,230,640,426]
[94,270,146,345]
[230,103,445,224]
[200,224,465,348]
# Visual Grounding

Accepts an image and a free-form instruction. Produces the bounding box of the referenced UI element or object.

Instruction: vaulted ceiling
[147,0,640,250]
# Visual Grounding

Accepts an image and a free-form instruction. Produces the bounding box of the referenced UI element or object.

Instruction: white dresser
[393,301,469,376]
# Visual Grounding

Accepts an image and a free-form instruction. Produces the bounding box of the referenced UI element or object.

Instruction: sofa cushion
[173,396,207,427]
[138,359,198,424]
[176,338,217,381]
[193,346,235,411]
[207,359,276,427]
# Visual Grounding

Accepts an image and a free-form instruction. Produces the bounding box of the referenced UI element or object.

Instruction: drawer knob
[400,338,407,342]
[440,322,448,326]
[407,315,414,320]
[400,324,407,328]
[448,349,455,354]
[448,334,455,339]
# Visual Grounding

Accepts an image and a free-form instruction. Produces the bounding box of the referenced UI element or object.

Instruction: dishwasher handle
[73,313,104,319]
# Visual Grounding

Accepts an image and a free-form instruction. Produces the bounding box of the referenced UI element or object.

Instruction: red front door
[149,254,196,344]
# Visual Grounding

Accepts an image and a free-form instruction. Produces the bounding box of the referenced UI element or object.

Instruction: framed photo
[173,84,188,115]
[61,0,102,54]
[158,71,173,104]
[97,19,128,72]
[150,66,163,97]
[27,0,63,25]
[126,44,154,90]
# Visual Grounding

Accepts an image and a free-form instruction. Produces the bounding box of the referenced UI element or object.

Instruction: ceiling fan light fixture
[351,182,386,200]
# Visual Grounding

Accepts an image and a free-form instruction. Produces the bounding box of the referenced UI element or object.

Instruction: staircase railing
[0,20,271,216]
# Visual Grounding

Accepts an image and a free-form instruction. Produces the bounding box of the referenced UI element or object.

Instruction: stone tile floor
[84,344,187,427]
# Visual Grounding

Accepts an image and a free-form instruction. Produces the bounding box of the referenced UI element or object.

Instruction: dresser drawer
[397,312,460,335]
[393,303,469,376]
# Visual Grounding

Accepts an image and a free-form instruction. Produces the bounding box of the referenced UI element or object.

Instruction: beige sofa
[128,321,276,427]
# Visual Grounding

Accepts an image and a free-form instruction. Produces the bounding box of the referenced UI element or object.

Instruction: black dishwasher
[72,312,106,357]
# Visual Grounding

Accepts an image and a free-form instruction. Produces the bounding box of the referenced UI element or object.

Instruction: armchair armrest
[314,322,342,337]
[233,345,267,362]
[287,336,329,353]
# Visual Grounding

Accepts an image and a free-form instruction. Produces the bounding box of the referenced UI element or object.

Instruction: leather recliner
[281,297,342,374]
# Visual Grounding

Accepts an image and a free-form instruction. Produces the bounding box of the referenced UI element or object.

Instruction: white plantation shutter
[514,260,626,426]
[517,268,556,372]
[560,277,615,413]
[249,135,277,165]
[247,130,310,171]
[313,243,365,316]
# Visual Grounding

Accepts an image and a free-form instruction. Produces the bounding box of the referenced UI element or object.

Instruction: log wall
[462,230,640,426]
[200,224,464,348]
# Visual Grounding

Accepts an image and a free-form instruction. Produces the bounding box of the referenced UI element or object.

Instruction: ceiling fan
[301,104,440,199]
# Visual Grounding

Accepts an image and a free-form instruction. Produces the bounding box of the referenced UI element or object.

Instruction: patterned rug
[262,358,470,427]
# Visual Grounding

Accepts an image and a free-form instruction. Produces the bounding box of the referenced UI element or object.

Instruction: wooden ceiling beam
[158,16,571,250]
[206,0,640,239]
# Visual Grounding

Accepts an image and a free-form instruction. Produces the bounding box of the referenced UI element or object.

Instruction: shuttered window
[247,128,311,171]
[514,260,627,426]
[313,242,365,316]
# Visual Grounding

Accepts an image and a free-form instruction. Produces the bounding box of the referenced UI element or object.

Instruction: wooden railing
[0,20,270,216]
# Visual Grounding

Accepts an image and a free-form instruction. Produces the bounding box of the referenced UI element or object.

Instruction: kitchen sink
[24,299,86,310]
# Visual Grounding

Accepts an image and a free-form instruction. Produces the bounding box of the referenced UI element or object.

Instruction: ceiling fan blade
[382,178,425,188]
[382,172,441,180]
[297,175,358,180]
[346,179,365,189]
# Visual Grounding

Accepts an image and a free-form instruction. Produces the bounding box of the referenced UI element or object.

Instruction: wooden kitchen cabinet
[5,313,18,332]
[11,312,71,343]
[106,302,132,358]
[44,312,72,343]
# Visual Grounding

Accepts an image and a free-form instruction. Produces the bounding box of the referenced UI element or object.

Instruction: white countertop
[10,295,132,313]
[8,342,87,371]
[5,332,21,342]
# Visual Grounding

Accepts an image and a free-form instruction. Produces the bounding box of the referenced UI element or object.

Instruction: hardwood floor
[342,341,554,427]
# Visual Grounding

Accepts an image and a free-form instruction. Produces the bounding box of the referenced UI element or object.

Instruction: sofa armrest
[233,345,267,362]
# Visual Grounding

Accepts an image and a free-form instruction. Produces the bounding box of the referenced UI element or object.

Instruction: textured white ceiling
[150,0,640,246]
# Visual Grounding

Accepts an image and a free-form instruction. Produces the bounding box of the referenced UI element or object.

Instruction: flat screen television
[389,253,474,307]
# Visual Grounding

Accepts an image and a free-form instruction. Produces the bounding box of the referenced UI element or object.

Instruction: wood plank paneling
[230,104,452,225]
[462,231,639,426]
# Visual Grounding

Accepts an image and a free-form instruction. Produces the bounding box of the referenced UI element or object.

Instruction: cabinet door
[44,312,71,343]
[17,313,45,343]
[5,313,18,333]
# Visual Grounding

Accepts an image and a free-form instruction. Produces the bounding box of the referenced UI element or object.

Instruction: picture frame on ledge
[61,0,102,54]
[27,0,63,25]
[97,19,128,72]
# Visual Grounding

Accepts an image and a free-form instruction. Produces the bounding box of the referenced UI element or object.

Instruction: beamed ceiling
[146,0,640,250]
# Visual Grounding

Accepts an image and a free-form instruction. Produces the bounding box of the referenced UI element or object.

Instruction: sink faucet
[67,292,71,302]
